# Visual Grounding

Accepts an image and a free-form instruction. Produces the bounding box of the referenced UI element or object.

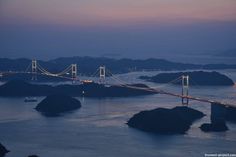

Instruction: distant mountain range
[0,57,236,76]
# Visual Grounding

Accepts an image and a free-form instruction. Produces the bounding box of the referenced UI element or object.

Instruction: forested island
[0,80,155,97]
[140,71,234,86]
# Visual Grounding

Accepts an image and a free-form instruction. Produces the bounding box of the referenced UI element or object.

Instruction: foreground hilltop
[140,71,234,86]
[0,80,155,97]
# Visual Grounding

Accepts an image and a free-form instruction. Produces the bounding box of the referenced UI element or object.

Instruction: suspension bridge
[0,59,235,109]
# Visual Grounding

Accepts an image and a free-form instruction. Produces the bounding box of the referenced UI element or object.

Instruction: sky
[0,0,236,62]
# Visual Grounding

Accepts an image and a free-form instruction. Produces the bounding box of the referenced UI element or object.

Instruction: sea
[0,69,236,157]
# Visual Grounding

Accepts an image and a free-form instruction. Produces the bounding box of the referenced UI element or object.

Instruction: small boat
[24,97,37,102]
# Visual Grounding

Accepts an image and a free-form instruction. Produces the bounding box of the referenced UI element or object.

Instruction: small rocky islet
[140,71,234,86]
[127,106,205,134]
[35,94,82,116]
[200,123,228,132]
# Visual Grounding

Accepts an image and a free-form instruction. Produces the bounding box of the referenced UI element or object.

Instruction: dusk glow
[1,0,236,26]
[0,0,236,61]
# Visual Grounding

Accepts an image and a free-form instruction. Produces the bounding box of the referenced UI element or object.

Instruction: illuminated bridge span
[0,59,235,108]
[0,59,78,82]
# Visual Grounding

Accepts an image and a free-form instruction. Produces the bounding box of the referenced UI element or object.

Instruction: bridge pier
[211,103,227,125]
[200,103,228,132]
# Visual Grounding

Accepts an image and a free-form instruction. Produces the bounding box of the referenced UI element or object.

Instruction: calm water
[0,70,236,157]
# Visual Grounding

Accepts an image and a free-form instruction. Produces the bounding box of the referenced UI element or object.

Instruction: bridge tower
[181,75,189,105]
[71,64,77,82]
[31,59,37,80]
[99,66,106,84]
